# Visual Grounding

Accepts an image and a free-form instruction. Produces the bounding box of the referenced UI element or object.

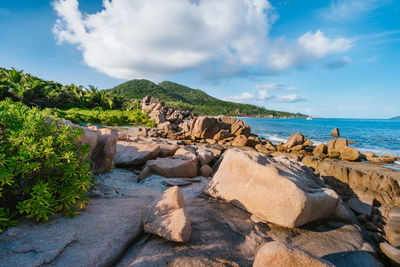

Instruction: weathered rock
[328,138,360,161]
[117,195,382,267]
[380,242,400,265]
[174,146,198,164]
[80,128,100,154]
[231,120,251,137]
[284,132,306,149]
[384,216,400,247]
[158,143,179,157]
[149,108,166,124]
[179,121,190,133]
[264,140,277,151]
[191,116,220,139]
[253,241,334,267]
[146,157,198,178]
[346,198,372,215]
[213,130,231,141]
[247,136,260,147]
[301,158,400,206]
[114,141,160,166]
[0,187,159,267]
[381,154,396,164]
[218,115,237,125]
[157,121,175,134]
[196,149,214,166]
[232,135,248,147]
[142,186,191,242]
[331,128,340,137]
[313,144,328,155]
[92,128,118,175]
[203,149,341,228]
[199,165,213,177]
[303,139,314,146]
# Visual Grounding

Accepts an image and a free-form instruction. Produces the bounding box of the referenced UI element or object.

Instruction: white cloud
[53,0,353,80]
[266,30,353,71]
[225,91,255,102]
[255,83,296,91]
[226,89,306,103]
[322,0,392,21]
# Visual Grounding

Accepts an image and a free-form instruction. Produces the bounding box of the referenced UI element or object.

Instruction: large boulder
[146,157,198,178]
[114,141,160,166]
[0,187,159,267]
[196,148,214,166]
[190,116,220,139]
[313,143,328,155]
[80,128,100,154]
[91,128,118,175]
[231,120,251,137]
[331,128,340,137]
[284,132,306,149]
[213,130,231,141]
[142,186,191,242]
[203,149,341,228]
[328,138,360,161]
[232,135,248,147]
[253,241,334,267]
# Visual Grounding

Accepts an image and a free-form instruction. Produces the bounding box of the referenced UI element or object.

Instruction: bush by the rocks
[0,99,94,232]
[48,107,156,127]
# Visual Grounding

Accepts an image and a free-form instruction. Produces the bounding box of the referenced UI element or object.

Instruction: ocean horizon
[242,117,400,158]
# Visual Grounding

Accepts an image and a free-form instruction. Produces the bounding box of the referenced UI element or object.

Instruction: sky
[0,0,399,118]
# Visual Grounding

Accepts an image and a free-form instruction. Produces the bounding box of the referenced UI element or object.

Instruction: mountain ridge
[109,79,307,118]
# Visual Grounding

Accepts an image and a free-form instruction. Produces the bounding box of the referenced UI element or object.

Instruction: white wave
[259,134,288,144]
[395,161,400,165]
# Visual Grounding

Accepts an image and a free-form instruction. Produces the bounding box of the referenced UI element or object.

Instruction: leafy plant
[0,99,94,232]
[47,107,156,127]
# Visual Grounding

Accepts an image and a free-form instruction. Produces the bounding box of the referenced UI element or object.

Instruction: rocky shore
[1,96,400,266]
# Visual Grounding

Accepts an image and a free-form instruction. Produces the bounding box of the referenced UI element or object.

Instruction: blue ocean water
[241,118,400,157]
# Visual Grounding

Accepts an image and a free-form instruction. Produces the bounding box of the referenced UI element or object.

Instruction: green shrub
[48,107,156,127]
[0,99,94,232]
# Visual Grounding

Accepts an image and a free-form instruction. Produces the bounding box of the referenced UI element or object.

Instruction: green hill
[109,80,307,118]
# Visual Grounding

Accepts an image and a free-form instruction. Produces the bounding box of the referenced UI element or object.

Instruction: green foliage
[109,80,308,118]
[0,67,125,110]
[48,107,156,127]
[0,99,94,231]
[0,208,17,232]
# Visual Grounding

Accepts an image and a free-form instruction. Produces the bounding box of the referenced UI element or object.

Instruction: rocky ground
[1,96,400,266]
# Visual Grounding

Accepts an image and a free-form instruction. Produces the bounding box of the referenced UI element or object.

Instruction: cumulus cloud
[325,56,352,69]
[226,86,306,103]
[225,92,255,102]
[53,0,353,80]
[322,0,392,21]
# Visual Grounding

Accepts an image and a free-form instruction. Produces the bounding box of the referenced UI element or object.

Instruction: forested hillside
[109,80,307,117]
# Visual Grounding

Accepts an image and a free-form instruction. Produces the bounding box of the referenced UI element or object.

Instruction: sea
[241,118,400,159]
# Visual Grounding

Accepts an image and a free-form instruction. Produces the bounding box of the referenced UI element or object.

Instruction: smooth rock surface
[142,186,191,242]
[253,241,334,267]
[284,132,306,149]
[114,141,160,166]
[203,148,341,228]
[0,187,159,267]
[147,157,198,178]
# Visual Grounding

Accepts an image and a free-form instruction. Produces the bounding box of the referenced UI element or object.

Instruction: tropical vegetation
[0,67,155,126]
[0,99,94,232]
[109,79,307,117]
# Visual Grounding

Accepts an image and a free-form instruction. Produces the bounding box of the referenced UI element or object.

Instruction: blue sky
[0,0,399,118]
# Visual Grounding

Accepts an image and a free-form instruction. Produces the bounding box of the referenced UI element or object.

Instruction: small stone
[199,165,213,177]
[331,128,340,137]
